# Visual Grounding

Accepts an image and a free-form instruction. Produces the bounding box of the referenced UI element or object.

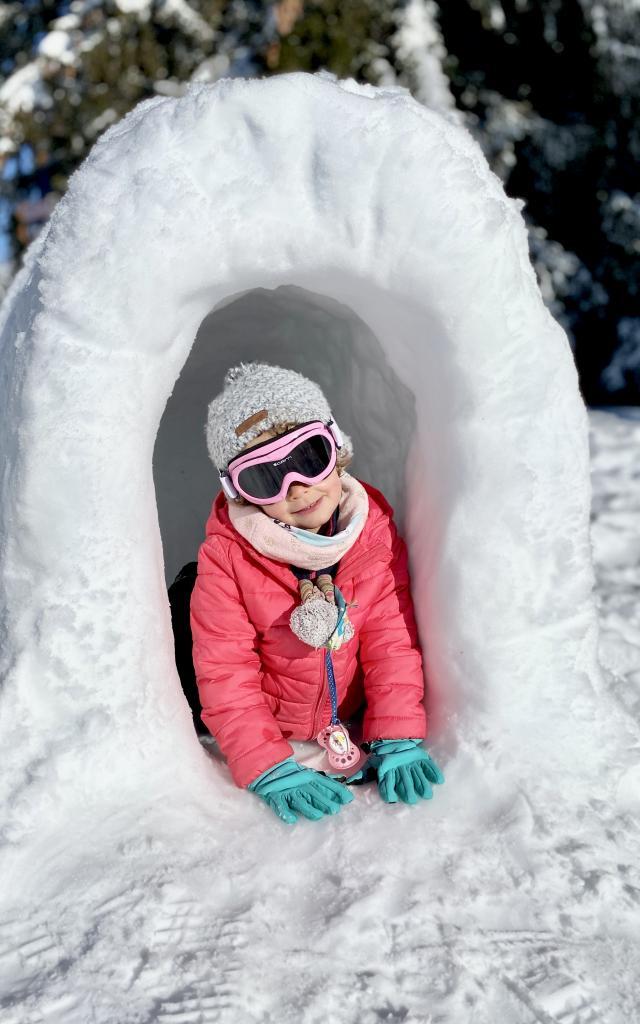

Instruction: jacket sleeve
[357,518,428,743]
[190,539,294,788]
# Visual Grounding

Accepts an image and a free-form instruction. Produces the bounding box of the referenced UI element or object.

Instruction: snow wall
[0,71,604,846]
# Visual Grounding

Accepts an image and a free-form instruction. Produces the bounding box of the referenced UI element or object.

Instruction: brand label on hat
[234,409,269,436]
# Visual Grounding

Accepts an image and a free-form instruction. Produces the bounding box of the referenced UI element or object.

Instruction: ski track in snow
[1,409,639,1024]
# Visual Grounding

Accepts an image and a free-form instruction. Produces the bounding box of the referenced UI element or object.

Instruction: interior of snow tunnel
[152,272,473,740]
[154,283,430,586]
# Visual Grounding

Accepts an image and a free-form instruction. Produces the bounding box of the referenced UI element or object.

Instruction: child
[190,362,443,824]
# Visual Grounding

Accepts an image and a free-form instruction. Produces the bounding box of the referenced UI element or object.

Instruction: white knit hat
[206,362,353,469]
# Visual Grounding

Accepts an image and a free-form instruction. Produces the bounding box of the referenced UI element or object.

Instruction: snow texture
[0,71,635,1021]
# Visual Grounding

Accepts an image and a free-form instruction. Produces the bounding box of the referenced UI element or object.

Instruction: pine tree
[0,0,272,263]
[432,0,640,402]
[2,0,639,399]
[1,0,415,277]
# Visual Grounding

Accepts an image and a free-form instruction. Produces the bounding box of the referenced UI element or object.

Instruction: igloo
[0,72,625,1022]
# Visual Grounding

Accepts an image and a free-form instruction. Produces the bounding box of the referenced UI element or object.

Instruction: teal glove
[247,757,354,824]
[369,739,444,805]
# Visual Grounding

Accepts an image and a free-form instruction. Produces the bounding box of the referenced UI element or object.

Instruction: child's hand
[247,757,354,824]
[368,739,444,805]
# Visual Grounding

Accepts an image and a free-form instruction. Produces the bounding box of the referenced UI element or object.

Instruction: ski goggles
[219,419,344,505]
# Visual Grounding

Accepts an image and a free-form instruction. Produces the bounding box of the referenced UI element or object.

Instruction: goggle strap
[219,472,238,500]
[328,419,343,448]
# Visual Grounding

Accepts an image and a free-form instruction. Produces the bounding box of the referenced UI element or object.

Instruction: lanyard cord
[289,506,344,726]
[325,592,347,724]
[325,650,338,724]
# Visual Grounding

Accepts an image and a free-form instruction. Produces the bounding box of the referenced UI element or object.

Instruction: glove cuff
[369,738,422,755]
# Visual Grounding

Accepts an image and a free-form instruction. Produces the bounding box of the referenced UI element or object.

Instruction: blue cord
[325,649,338,725]
[324,587,348,725]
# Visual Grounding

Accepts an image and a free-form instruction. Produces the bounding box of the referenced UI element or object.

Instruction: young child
[190,361,443,824]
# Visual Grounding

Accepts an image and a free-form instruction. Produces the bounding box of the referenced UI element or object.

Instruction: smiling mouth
[296,497,322,513]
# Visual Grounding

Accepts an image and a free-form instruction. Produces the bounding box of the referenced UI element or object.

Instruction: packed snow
[0,72,637,1022]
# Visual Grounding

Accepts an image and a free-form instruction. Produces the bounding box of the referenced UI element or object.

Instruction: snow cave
[0,71,607,868]
[3,67,631,1024]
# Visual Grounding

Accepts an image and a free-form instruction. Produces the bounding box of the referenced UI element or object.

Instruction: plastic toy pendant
[316,721,369,774]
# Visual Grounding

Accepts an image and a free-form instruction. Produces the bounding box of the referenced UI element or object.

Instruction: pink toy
[316,722,369,776]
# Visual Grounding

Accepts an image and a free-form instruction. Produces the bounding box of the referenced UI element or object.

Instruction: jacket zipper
[312,545,387,732]
[240,541,388,736]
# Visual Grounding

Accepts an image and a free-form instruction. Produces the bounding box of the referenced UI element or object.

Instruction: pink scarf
[226,472,369,571]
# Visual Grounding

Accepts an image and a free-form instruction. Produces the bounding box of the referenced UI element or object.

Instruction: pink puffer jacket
[190,479,427,788]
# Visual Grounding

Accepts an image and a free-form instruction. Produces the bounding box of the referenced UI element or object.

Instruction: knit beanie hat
[206,361,353,469]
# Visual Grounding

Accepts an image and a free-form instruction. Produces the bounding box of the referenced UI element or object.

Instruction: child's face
[241,429,343,533]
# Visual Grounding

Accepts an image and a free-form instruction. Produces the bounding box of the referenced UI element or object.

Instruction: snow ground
[0,407,638,1024]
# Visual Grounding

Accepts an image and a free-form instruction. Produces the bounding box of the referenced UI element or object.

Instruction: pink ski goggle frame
[219,419,344,505]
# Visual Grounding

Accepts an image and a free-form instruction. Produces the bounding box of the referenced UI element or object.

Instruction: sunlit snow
[0,72,637,1023]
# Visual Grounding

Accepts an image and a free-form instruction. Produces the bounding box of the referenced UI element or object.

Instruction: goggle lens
[234,433,334,502]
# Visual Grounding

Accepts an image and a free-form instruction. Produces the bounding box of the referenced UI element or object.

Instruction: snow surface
[0,71,635,1021]
[0,409,637,1023]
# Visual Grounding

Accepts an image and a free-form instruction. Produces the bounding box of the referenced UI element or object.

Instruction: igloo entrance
[154,277,464,741]
[154,282,428,586]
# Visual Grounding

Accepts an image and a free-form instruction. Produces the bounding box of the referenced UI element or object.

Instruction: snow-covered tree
[432,0,640,402]
[0,1,413,258]
[0,0,271,255]
[1,0,639,401]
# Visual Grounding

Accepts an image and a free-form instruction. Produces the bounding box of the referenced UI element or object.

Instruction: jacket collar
[204,478,391,596]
